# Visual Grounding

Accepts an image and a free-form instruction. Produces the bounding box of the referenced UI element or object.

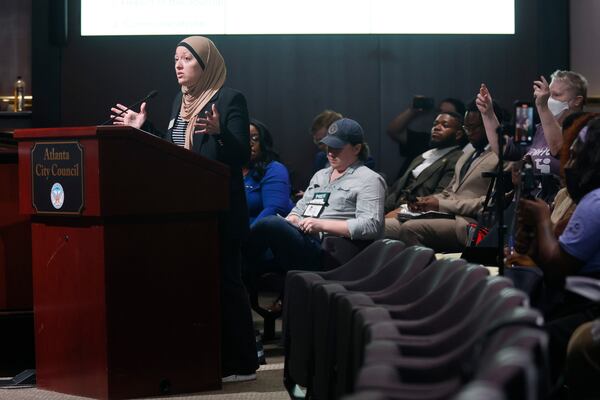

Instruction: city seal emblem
[50,182,65,209]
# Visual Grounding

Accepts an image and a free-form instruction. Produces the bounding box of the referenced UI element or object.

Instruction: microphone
[101,90,158,126]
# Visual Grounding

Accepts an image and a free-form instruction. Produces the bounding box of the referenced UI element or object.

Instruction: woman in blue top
[516,117,600,384]
[243,119,294,227]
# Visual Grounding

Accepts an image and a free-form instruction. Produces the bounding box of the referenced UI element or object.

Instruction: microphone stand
[495,125,506,275]
[100,90,158,126]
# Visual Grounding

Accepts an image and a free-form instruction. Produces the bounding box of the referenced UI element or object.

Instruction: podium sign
[31,141,84,214]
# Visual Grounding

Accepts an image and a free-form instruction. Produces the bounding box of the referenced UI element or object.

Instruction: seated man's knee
[384,218,402,239]
[397,220,422,246]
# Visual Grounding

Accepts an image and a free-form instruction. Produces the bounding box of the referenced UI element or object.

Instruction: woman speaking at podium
[110,36,258,382]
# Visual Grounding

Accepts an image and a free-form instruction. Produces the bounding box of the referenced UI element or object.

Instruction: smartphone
[412,96,434,111]
[514,101,535,145]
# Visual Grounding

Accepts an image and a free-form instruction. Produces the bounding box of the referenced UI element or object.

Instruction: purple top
[504,123,560,176]
[559,188,600,274]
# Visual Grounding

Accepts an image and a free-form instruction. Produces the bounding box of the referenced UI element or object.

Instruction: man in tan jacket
[385,101,506,252]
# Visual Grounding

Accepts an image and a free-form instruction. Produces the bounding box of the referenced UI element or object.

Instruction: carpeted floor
[0,301,288,400]
[0,361,287,400]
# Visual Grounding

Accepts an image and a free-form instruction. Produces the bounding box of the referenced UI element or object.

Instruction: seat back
[310,246,435,399]
[451,382,507,400]
[283,240,406,391]
[372,258,467,305]
[321,237,374,269]
[390,276,514,336]
[387,264,489,320]
[345,246,436,293]
[355,308,542,399]
[320,239,407,281]
[473,347,539,400]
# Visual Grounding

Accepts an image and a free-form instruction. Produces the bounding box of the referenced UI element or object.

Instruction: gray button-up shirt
[290,162,386,240]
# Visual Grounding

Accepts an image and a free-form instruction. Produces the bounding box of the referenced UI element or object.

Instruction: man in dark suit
[384,111,466,220]
[386,101,508,253]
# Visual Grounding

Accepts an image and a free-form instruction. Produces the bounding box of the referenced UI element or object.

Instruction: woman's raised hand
[475,83,494,116]
[110,102,147,129]
[533,76,550,109]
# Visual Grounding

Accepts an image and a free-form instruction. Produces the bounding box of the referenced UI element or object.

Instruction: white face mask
[547,97,569,117]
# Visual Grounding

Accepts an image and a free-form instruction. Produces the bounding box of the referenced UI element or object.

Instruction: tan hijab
[177,36,227,149]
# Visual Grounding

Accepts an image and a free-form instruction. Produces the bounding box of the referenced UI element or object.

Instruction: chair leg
[263,313,279,341]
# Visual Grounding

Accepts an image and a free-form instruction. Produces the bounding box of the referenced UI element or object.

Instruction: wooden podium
[0,133,32,310]
[0,132,34,376]
[13,126,229,399]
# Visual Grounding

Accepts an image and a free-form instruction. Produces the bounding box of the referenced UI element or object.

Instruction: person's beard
[429,135,457,149]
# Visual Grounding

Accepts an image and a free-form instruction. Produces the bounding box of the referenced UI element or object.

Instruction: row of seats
[250,237,372,340]
[282,239,550,400]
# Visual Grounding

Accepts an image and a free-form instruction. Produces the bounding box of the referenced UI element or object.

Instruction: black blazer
[144,87,251,240]
[385,146,463,213]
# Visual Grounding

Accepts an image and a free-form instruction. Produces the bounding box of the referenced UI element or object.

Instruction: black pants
[243,215,323,277]
[219,223,258,376]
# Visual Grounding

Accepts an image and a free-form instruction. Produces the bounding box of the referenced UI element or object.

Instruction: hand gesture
[195,104,221,135]
[298,217,324,234]
[533,76,550,109]
[408,196,439,212]
[110,102,147,129]
[475,84,494,117]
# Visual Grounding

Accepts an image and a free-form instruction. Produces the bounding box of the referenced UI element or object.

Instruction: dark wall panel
[32,0,568,189]
[0,0,31,100]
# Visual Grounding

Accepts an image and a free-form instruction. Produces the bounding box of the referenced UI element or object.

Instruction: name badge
[302,192,330,218]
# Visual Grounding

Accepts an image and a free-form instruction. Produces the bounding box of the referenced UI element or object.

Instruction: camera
[412,96,434,111]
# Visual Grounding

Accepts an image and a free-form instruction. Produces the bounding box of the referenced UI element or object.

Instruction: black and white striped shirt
[171,115,188,147]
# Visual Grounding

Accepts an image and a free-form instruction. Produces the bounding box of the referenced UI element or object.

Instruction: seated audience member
[243,119,295,227]
[385,100,506,253]
[243,118,386,278]
[291,109,344,200]
[477,70,587,178]
[514,117,600,382]
[310,109,344,173]
[387,96,466,178]
[295,110,375,200]
[506,112,599,267]
[385,111,467,218]
[311,110,376,172]
[565,318,600,399]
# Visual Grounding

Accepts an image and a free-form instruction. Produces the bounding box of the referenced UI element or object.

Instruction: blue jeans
[243,215,323,278]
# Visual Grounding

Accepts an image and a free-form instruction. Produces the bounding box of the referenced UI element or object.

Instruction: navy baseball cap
[319,118,364,149]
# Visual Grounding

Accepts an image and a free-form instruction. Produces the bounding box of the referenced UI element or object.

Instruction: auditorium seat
[451,328,548,400]
[343,275,514,393]
[305,246,435,398]
[322,260,475,398]
[283,239,407,391]
[332,264,491,398]
[352,307,543,399]
[450,382,507,400]
[252,238,395,340]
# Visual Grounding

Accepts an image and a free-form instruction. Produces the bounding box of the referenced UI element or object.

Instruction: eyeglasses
[462,124,482,133]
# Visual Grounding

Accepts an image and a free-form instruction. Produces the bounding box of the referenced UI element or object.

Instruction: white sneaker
[221,373,257,383]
